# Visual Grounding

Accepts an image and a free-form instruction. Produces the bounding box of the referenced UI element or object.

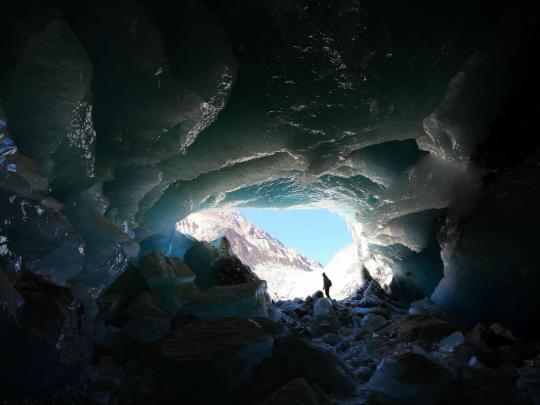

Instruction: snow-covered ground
[177,209,364,299]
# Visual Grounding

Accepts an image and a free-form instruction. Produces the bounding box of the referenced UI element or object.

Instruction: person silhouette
[322,272,332,299]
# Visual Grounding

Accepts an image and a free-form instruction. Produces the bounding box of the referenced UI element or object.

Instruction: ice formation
[1,1,539,402]
[0,0,538,369]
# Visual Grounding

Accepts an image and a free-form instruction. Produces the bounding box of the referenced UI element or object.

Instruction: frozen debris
[438,331,465,353]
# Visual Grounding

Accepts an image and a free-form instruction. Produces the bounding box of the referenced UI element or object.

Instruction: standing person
[322,272,332,299]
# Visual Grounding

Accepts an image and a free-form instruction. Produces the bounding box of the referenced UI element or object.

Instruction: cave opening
[176,206,363,300]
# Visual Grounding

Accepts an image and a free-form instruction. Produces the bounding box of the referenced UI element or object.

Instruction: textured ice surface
[0,1,538,333]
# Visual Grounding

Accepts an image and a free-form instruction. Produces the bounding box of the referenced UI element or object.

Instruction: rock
[409,297,449,320]
[211,235,232,251]
[312,297,340,333]
[465,322,515,351]
[98,264,150,324]
[98,271,173,330]
[125,291,170,319]
[356,364,376,381]
[122,316,170,344]
[438,331,465,352]
[139,252,195,287]
[359,280,387,307]
[0,269,24,318]
[393,314,460,346]
[457,359,503,393]
[175,281,201,304]
[352,306,390,317]
[273,337,356,396]
[261,378,325,405]
[518,355,540,404]
[312,291,324,299]
[322,333,340,346]
[180,280,270,320]
[459,384,522,405]
[149,317,273,403]
[0,272,92,396]
[361,313,387,332]
[464,322,488,348]
[336,341,351,352]
[355,336,397,363]
[368,352,454,404]
[487,323,515,346]
[138,252,195,310]
[184,241,259,291]
[103,264,148,299]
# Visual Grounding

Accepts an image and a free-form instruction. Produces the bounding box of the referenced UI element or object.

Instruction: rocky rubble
[271,273,539,404]
[2,250,540,404]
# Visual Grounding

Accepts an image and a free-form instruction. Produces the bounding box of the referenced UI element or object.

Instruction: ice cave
[0,0,539,403]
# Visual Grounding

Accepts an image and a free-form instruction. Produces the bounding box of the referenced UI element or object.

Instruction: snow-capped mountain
[177,209,322,272]
[177,209,363,299]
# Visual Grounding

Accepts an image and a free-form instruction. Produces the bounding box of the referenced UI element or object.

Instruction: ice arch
[0,0,539,335]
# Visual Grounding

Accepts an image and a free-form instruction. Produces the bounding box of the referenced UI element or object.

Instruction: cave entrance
[177,207,363,300]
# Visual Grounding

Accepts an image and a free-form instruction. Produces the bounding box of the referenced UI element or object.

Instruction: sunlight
[177,208,364,299]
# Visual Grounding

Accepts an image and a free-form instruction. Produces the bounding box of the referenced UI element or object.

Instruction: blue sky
[238,208,352,266]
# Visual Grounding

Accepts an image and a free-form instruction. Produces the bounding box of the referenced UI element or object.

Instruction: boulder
[368,352,454,404]
[138,252,195,310]
[273,337,356,396]
[312,291,324,300]
[465,322,515,351]
[261,378,325,405]
[148,317,273,403]
[214,254,259,285]
[138,252,195,288]
[175,281,201,304]
[393,314,460,346]
[125,291,170,319]
[409,297,450,320]
[97,265,151,324]
[103,264,148,299]
[122,316,170,344]
[359,280,387,307]
[311,297,340,333]
[180,280,270,320]
[459,384,522,405]
[184,241,258,291]
[486,323,515,346]
[361,313,387,332]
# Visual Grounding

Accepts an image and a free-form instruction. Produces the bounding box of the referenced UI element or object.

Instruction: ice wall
[0,0,539,333]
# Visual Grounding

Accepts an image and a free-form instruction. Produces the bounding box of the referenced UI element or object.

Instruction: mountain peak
[177,209,322,271]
